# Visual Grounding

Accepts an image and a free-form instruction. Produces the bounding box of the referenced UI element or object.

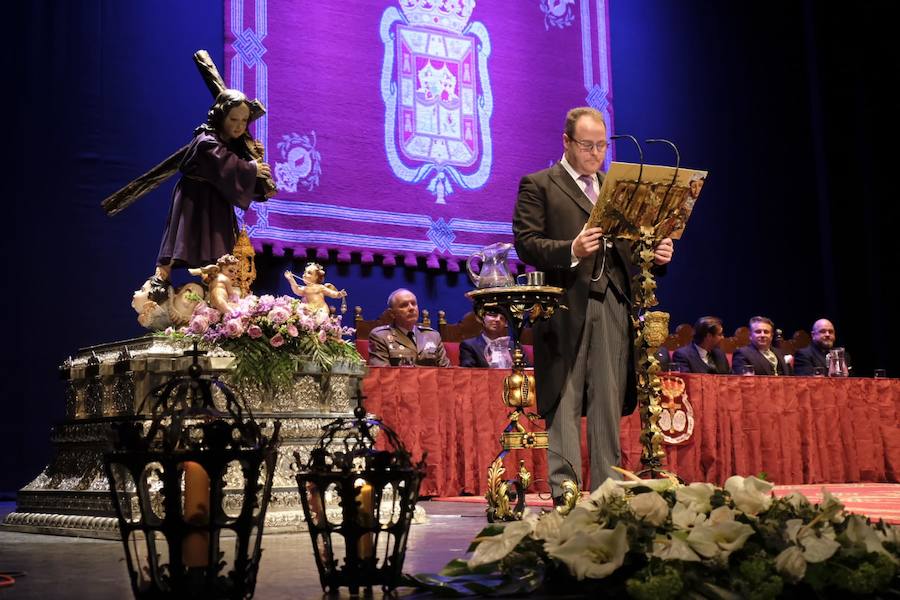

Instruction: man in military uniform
[367,288,451,367]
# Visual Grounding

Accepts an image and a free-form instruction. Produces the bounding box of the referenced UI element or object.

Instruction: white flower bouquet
[407,475,899,598]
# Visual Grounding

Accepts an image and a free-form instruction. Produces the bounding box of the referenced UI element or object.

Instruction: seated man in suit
[793,318,852,376]
[673,316,731,374]
[731,316,791,376]
[459,310,531,368]
[367,288,451,367]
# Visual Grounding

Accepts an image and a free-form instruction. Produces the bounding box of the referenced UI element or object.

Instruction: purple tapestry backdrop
[225,0,614,267]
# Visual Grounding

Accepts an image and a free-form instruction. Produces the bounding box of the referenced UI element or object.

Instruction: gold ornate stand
[630,229,679,482]
[465,285,569,522]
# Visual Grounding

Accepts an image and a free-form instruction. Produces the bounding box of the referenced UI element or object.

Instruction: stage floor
[0,500,579,599]
[3,484,898,598]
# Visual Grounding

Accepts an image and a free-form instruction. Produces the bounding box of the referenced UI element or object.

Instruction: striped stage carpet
[434,483,900,524]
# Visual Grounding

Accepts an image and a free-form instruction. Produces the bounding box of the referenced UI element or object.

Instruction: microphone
[645,138,681,211]
[645,138,680,183]
[610,134,644,209]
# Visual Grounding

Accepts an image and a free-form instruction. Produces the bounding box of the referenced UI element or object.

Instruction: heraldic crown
[399,0,475,33]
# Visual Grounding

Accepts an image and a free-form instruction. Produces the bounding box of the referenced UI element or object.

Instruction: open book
[587,162,708,240]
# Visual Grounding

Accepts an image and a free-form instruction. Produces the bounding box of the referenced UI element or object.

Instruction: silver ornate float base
[2,336,425,538]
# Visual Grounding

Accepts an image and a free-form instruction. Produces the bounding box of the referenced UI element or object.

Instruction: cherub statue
[189,254,243,315]
[284,263,347,316]
[132,281,204,330]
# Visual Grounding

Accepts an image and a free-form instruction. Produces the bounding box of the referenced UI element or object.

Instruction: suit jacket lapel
[549,162,595,216]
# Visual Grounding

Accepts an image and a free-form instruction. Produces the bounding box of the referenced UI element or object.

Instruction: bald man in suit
[513,107,674,499]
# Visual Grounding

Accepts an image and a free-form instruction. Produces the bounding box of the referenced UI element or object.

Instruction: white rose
[676,482,716,514]
[630,492,669,527]
[686,516,755,560]
[725,475,773,515]
[775,546,807,581]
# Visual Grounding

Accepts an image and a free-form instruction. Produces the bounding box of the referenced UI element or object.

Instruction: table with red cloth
[363,368,900,497]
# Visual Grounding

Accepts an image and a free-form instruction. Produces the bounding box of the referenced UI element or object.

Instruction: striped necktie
[578,174,597,204]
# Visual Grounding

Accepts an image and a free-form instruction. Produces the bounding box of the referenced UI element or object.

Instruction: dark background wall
[4,1,896,494]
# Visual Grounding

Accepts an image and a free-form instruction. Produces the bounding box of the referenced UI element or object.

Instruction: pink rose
[317,330,328,343]
[223,318,245,338]
[205,308,222,324]
[270,333,285,348]
[247,325,263,339]
[268,306,291,324]
[188,314,209,335]
[287,324,299,337]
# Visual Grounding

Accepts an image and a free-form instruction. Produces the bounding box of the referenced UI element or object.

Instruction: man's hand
[572,224,605,258]
[653,238,674,266]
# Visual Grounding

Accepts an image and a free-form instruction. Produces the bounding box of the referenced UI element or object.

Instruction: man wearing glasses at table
[513,107,675,503]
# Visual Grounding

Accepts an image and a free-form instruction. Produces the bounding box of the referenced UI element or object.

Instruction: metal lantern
[102,348,280,599]
[295,389,426,596]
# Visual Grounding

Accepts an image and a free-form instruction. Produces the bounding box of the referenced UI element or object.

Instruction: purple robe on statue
[157,131,262,269]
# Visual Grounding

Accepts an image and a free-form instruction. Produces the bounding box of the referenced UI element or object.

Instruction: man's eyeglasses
[569,137,609,152]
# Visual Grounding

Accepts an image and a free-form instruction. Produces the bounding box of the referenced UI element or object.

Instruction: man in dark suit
[794,318,852,376]
[513,107,675,497]
[673,316,731,374]
[731,316,791,376]
[368,288,451,367]
[459,310,530,368]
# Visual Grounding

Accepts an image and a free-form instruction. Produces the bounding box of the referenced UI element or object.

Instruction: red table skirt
[362,368,900,497]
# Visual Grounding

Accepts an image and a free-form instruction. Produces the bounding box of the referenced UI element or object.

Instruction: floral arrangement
[408,475,899,599]
[166,293,362,391]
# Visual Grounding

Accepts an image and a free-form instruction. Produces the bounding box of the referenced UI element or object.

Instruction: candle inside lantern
[182,461,210,567]
[355,479,374,559]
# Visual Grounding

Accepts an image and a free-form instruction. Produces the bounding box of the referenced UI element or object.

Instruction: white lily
[784,518,840,562]
[725,475,773,515]
[782,492,810,511]
[845,515,896,562]
[877,522,899,548]
[774,518,841,580]
[818,489,846,524]
[708,505,737,526]
[686,508,755,560]
[556,506,603,540]
[545,522,629,580]
[676,482,716,514]
[616,478,677,493]
[532,508,564,544]
[630,491,669,527]
[672,502,707,530]
[651,531,702,562]
[468,518,535,568]
[589,478,626,505]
